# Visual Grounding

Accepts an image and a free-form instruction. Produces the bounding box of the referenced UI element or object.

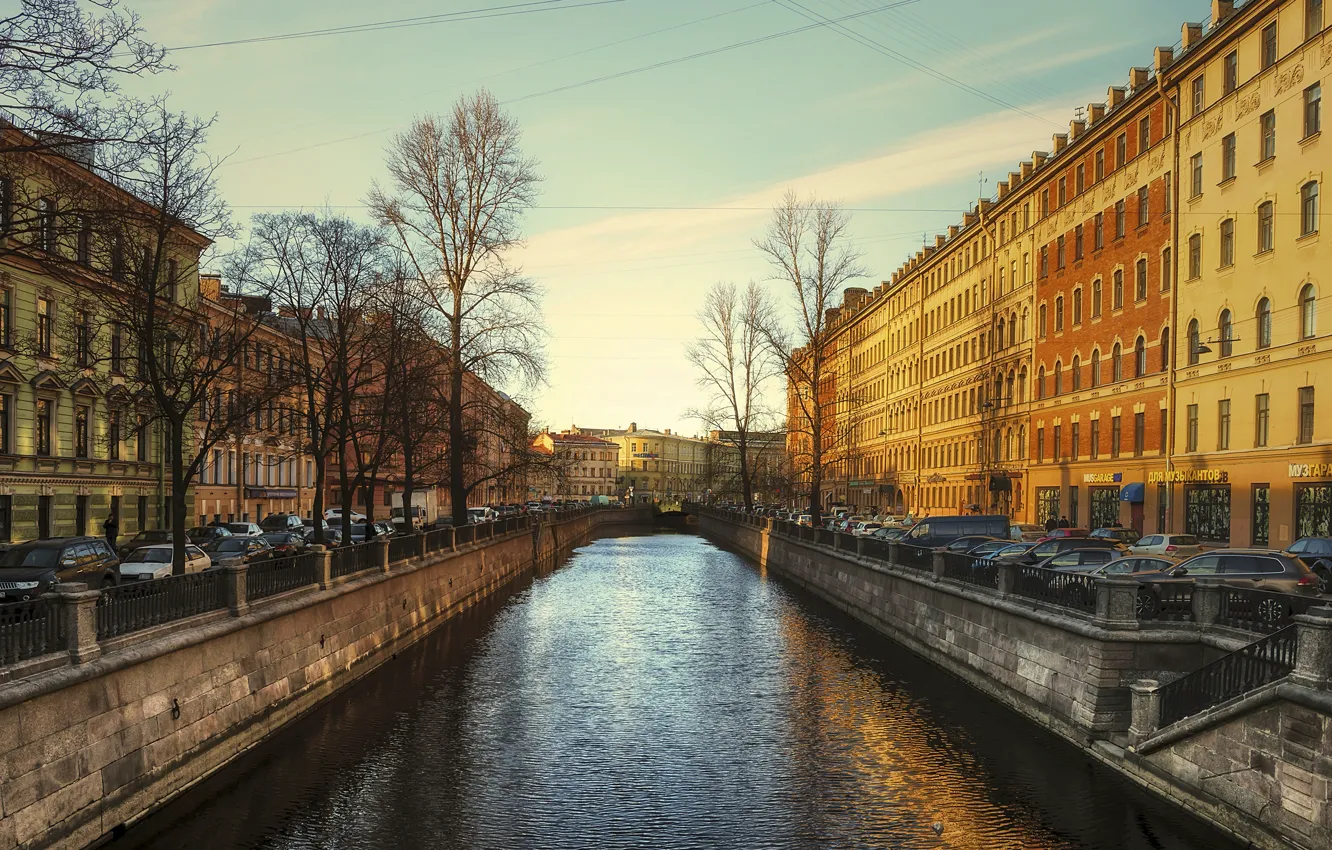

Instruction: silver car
[1130,534,1202,558]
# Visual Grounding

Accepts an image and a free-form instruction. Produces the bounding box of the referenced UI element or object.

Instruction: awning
[1120,483,1145,503]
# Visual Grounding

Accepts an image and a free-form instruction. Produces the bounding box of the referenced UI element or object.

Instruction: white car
[324,508,366,523]
[119,544,212,581]
[854,522,883,537]
[1130,534,1203,559]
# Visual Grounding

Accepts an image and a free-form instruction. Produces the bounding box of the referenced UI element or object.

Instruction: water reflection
[117,533,1236,850]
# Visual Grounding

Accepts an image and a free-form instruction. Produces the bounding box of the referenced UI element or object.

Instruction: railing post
[417,530,428,560]
[855,535,866,558]
[375,537,391,574]
[220,558,249,617]
[1128,679,1162,747]
[450,524,458,552]
[1290,605,1332,690]
[997,561,1020,596]
[931,551,945,581]
[1191,577,1224,625]
[887,541,900,566]
[53,582,100,664]
[1094,577,1141,630]
[310,545,332,591]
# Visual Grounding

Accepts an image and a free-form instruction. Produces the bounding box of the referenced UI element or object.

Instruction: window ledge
[1218,176,1237,188]
[1255,155,1276,172]
[1300,130,1322,147]
[1297,230,1320,244]
[1188,193,1204,205]
[1255,247,1275,258]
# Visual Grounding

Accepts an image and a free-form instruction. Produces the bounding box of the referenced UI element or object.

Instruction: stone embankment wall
[698,513,1332,850]
[0,509,649,850]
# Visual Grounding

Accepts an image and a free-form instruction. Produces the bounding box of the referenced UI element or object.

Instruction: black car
[0,537,121,601]
[187,526,233,546]
[1090,527,1143,545]
[260,513,305,533]
[117,529,172,559]
[261,532,308,556]
[1286,537,1332,572]
[1016,536,1125,565]
[202,535,276,566]
[939,535,1000,554]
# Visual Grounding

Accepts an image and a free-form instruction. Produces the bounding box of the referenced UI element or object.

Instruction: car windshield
[125,549,172,564]
[0,547,59,568]
[1172,535,1199,546]
[226,524,252,533]
[996,545,1028,556]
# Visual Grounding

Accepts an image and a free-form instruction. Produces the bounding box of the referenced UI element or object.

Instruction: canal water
[115,532,1241,850]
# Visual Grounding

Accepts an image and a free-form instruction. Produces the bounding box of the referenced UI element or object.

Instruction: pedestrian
[103,514,117,548]
[1045,515,1058,532]
[1058,515,1071,529]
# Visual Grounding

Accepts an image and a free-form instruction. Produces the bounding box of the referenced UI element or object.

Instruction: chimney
[1155,47,1174,74]
[1108,86,1126,107]
[997,182,1010,200]
[1032,151,1048,169]
[935,234,947,248]
[825,308,841,326]
[1211,0,1234,27]
[1052,133,1068,154]
[1129,67,1150,90]
[664,429,671,436]
[978,199,994,214]
[1182,22,1203,50]
[1008,171,1021,189]
[628,423,637,433]
[947,225,960,240]
[963,212,978,227]
[1088,103,1106,124]
[1069,119,1086,141]
[198,272,221,301]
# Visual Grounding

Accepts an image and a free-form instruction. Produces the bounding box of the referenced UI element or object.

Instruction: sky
[123,0,1207,435]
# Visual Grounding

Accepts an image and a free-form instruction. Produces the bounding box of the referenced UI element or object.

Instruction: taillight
[1298,575,1319,587]
[1165,545,1177,553]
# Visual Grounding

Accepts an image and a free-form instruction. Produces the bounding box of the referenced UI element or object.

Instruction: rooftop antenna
[1074,105,1087,122]
[977,171,989,199]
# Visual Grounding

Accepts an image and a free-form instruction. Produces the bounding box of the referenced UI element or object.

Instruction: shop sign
[632,453,659,459]
[1148,469,1229,484]
[1083,472,1123,484]
[245,488,299,499]
[1289,463,1332,478]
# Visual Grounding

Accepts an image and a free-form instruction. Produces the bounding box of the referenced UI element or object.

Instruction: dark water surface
[116,533,1239,850]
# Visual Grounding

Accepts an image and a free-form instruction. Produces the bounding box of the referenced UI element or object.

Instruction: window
[75,405,89,457]
[1190,153,1204,198]
[1038,304,1047,337]
[36,197,55,252]
[1075,163,1085,195]
[1134,336,1147,377]
[1301,181,1319,236]
[1071,422,1080,461]
[1116,133,1127,168]
[1111,415,1122,458]
[1309,0,1325,39]
[1162,247,1172,291]
[1074,224,1084,260]
[1135,258,1148,301]
[1113,269,1124,309]
[1036,428,1045,462]
[36,297,52,357]
[1072,355,1082,390]
[1056,235,1066,269]
[1188,233,1202,279]
[1306,83,1322,138]
[1091,350,1102,386]
[1073,288,1083,324]
[1192,76,1205,116]
[1055,296,1064,331]
[1091,419,1101,459]
[166,258,178,303]
[1053,424,1062,461]
[1223,51,1238,95]
[75,311,91,366]
[0,177,10,235]
[1255,393,1270,447]
[1221,133,1236,181]
[1161,327,1171,370]
[1112,342,1123,382]
[1218,399,1231,450]
[111,324,123,373]
[1041,188,1050,218]
[108,410,120,460]
[1058,177,1066,208]
[1139,116,1151,153]
[0,288,8,348]
[1299,386,1316,444]
[1040,246,1049,277]
[0,393,8,454]
[1220,218,1235,266]
[1138,185,1149,227]
[136,416,148,462]
[1188,319,1201,365]
[1253,485,1271,547]
[1095,149,1105,181]
[1037,366,1045,400]
[1257,298,1272,348]
[1092,279,1103,317]
[1160,409,1169,455]
[35,398,51,456]
[1115,199,1126,238]
[1262,22,1278,70]
[77,217,91,265]
[1301,283,1317,339]
[1054,362,1063,395]
[1258,201,1275,252]
[1134,412,1146,457]
[1260,110,1277,161]
[1186,404,1199,452]
[1094,212,1105,250]
[1219,309,1234,357]
[1185,486,1231,543]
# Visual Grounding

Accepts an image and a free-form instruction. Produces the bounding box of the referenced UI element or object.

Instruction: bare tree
[368,90,545,525]
[687,281,780,510]
[754,191,866,526]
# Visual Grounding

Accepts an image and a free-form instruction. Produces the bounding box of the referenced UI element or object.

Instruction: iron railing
[861,537,893,563]
[246,554,319,601]
[943,553,999,589]
[896,543,934,572]
[0,597,63,663]
[1013,565,1098,613]
[424,526,454,554]
[1156,626,1298,727]
[1136,583,1195,622]
[330,542,377,578]
[455,524,476,547]
[388,534,419,563]
[96,571,228,640]
[1217,587,1319,634]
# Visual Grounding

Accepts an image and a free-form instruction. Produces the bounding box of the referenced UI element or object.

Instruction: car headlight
[11,581,39,590]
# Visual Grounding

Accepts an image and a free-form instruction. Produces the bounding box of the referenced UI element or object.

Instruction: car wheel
[102,573,118,589]
[1135,590,1160,619]
[1312,562,1332,595]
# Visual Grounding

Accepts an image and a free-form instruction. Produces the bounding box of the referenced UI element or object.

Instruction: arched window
[997,318,1006,348]
[1161,327,1171,370]
[1038,304,1048,337]
[1021,309,1029,340]
[1054,361,1063,395]
[1018,367,1027,403]
[1071,355,1082,390]
[1301,284,1317,339]
[1219,309,1234,357]
[1187,319,1201,365]
[1113,269,1124,309]
[1036,366,1045,400]
[1091,350,1101,386]
[1091,279,1103,317]
[1134,336,1147,377]
[1055,296,1065,332]
[1073,288,1083,324]
[1112,342,1123,382]
[1256,298,1272,349]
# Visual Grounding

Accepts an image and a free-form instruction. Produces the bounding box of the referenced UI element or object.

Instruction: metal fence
[330,542,377,578]
[861,537,893,563]
[943,552,999,589]
[1217,587,1319,634]
[1157,625,1298,727]
[424,527,454,554]
[388,534,419,564]
[896,543,934,572]
[455,524,476,547]
[247,554,319,601]
[96,571,228,640]
[1137,583,1195,622]
[0,597,63,664]
[1013,565,1098,613]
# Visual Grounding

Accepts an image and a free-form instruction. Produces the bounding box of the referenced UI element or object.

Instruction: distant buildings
[530,429,619,500]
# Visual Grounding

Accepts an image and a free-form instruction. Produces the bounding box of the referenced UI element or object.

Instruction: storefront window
[1185,485,1231,543]
[1251,485,1270,547]
[1090,487,1120,530]
[1069,487,1080,527]
[1036,487,1059,525]
[1296,484,1332,539]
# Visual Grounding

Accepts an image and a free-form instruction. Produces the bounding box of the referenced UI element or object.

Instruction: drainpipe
[1159,71,1181,535]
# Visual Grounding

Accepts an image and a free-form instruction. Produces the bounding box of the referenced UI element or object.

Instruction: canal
[114,532,1241,850]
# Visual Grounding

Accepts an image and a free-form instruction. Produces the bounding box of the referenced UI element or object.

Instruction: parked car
[119,544,211,581]
[117,529,173,559]
[225,522,263,537]
[259,513,305,533]
[797,515,813,527]
[202,535,275,566]
[967,539,1018,558]
[1131,550,1330,618]
[0,537,121,601]
[853,522,883,537]
[187,526,233,546]
[939,535,1000,554]
[1035,528,1090,542]
[468,507,496,524]
[871,527,909,541]
[1010,523,1047,542]
[1085,555,1179,578]
[1016,536,1125,565]
[1090,527,1142,545]
[988,542,1037,561]
[904,516,1010,548]
[324,508,366,523]
[1037,547,1135,572]
[261,531,308,556]
[1285,537,1332,568]
[1130,534,1203,559]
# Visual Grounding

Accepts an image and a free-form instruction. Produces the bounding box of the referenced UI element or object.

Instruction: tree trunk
[810,403,823,528]
[448,354,467,528]
[311,453,326,545]
[170,418,188,576]
[737,430,753,511]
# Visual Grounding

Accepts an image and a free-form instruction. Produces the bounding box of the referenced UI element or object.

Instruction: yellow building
[530,428,620,500]
[1164,0,1332,547]
[591,423,714,503]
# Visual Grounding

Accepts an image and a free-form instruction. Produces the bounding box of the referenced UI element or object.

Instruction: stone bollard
[416,530,428,560]
[53,582,100,664]
[1128,679,1162,747]
[997,561,1020,596]
[1290,605,1332,690]
[309,545,332,591]
[375,537,391,574]
[1191,578,1224,625]
[1094,577,1141,630]
[220,558,249,617]
[887,541,900,567]
[855,535,867,558]
[931,551,946,581]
